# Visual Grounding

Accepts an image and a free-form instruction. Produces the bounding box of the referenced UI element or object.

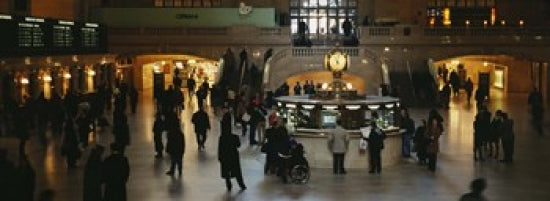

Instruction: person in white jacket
[327,120,350,174]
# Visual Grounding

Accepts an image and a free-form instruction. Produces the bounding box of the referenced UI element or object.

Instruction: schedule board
[0,13,107,57]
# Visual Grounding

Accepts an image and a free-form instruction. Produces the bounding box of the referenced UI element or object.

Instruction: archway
[285,71,366,95]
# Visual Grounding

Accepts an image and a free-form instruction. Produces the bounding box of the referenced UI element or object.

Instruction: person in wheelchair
[278,140,310,184]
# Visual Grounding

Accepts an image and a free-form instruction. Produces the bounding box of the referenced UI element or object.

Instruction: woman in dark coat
[218,107,246,191]
[83,145,104,201]
[166,123,185,176]
[102,143,130,201]
[426,118,443,172]
[61,118,81,168]
[113,114,130,152]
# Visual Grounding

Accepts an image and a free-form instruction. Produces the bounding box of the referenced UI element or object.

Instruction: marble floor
[1,88,550,201]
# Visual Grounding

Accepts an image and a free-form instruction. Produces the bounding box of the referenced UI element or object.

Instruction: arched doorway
[285,71,366,95]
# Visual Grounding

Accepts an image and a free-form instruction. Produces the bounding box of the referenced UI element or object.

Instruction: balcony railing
[292,47,359,57]
[424,27,550,36]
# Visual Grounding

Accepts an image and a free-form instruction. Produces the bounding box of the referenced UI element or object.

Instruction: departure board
[81,27,99,47]
[17,22,45,47]
[53,25,73,47]
[0,13,107,57]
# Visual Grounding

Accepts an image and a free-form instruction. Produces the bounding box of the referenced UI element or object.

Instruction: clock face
[329,52,347,72]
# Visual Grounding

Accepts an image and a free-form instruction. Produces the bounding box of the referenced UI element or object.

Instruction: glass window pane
[339,9,346,16]
[319,9,327,16]
[348,0,356,7]
[309,9,317,16]
[339,0,347,7]
[348,9,356,16]
[329,9,337,16]
[309,0,318,7]
[339,18,345,33]
[301,9,308,15]
[329,18,338,34]
[329,0,337,7]
[291,9,299,16]
[301,0,309,7]
[319,0,328,6]
[290,0,299,7]
[309,18,318,34]
[319,17,327,34]
[291,19,298,34]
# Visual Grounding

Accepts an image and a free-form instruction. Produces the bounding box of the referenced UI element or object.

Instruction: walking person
[61,118,82,168]
[153,113,166,158]
[129,85,138,114]
[459,178,488,201]
[83,145,104,201]
[500,113,515,163]
[464,78,474,104]
[327,120,350,174]
[426,118,443,172]
[218,106,246,191]
[166,121,185,176]
[192,106,210,151]
[365,121,386,174]
[102,143,130,201]
[113,114,130,153]
[15,108,30,155]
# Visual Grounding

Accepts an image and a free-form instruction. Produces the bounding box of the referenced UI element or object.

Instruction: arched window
[290,0,358,40]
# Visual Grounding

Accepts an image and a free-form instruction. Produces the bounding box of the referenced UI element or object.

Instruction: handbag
[359,138,368,154]
[241,112,251,122]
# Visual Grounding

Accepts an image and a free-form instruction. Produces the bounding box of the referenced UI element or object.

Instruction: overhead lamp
[367,105,380,110]
[88,70,96,76]
[519,20,524,26]
[302,105,315,110]
[483,61,488,67]
[346,83,353,90]
[345,105,361,110]
[187,59,196,65]
[322,83,328,90]
[286,104,297,109]
[384,47,390,52]
[322,105,338,110]
[175,61,184,69]
[385,104,394,109]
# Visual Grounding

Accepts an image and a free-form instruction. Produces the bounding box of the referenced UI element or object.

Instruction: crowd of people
[0,69,541,201]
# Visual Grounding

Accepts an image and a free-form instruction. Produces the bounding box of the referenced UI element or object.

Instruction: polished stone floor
[1,88,550,201]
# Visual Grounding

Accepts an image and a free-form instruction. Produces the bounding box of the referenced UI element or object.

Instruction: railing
[109,27,229,35]
[292,47,359,57]
[425,27,550,36]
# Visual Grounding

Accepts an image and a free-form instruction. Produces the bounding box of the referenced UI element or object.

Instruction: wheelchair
[279,143,310,184]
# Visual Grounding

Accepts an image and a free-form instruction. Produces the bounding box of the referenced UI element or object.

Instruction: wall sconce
[88,70,96,76]
[384,47,390,52]
[322,83,328,90]
[21,78,29,84]
[519,20,524,26]
[346,83,353,90]
[465,20,470,26]
[483,20,488,26]
[175,61,184,69]
[500,20,506,26]
[63,73,72,79]
[43,75,52,82]
[252,51,261,58]
[153,64,162,73]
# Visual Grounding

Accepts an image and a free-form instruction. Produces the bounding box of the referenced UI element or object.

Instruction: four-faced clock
[328,51,348,72]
